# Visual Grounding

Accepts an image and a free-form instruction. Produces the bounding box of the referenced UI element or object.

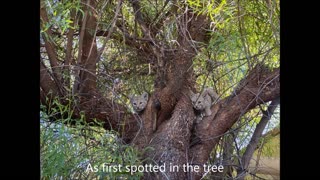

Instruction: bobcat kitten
[190,87,219,120]
[129,92,149,113]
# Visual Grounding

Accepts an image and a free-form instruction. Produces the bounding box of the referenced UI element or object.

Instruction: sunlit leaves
[42,0,82,34]
[192,0,279,97]
[40,98,142,179]
[187,0,234,29]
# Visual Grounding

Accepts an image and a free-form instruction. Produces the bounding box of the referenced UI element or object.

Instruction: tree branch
[64,9,77,87]
[96,0,123,62]
[237,97,279,180]
[189,65,280,179]
[72,0,89,95]
[40,60,61,104]
[142,92,195,179]
[76,0,98,97]
[151,0,178,33]
[40,4,62,83]
[130,0,151,38]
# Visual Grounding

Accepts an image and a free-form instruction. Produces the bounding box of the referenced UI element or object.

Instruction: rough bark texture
[144,93,195,179]
[130,11,209,152]
[40,4,62,83]
[189,65,279,179]
[76,0,98,98]
[40,1,280,179]
[40,61,61,104]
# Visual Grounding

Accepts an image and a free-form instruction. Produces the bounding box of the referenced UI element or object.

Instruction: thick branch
[40,4,62,83]
[189,65,280,179]
[156,13,209,125]
[40,60,61,103]
[130,0,151,38]
[77,0,98,97]
[130,12,210,150]
[97,1,123,61]
[151,0,178,33]
[64,9,77,86]
[143,92,195,179]
[237,97,279,179]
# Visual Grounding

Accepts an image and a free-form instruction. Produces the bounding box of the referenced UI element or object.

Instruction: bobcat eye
[139,102,142,105]
[133,103,137,105]
[198,101,201,104]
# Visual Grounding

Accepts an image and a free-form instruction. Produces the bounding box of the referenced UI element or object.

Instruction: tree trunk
[40,1,280,179]
[74,0,98,98]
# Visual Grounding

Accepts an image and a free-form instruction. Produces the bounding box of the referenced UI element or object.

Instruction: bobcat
[190,87,219,121]
[129,92,149,113]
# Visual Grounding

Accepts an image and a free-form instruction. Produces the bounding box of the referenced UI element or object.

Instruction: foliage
[40,98,143,179]
[41,0,82,35]
[40,0,280,178]
[192,0,279,97]
[41,0,279,100]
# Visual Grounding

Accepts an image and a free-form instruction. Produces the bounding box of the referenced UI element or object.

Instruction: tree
[40,0,279,179]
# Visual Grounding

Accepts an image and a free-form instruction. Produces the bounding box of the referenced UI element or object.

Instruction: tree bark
[143,92,195,179]
[40,60,61,104]
[73,0,98,98]
[40,4,62,85]
[236,97,280,179]
[39,1,280,179]
[189,65,279,179]
[130,11,209,151]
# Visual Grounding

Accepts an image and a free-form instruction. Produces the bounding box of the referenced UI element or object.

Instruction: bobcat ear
[129,94,134,100]
[189,89,195,97]
[142,92,148,101]
[201,90,207,97]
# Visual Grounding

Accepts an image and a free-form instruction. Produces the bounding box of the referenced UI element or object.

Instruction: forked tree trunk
[40,1,280,179]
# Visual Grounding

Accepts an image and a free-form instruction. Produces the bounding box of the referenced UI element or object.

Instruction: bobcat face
[190,93,206,111]
[130,92,148,112]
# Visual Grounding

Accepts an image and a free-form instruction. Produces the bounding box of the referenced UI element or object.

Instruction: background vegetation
[40,0,279,179]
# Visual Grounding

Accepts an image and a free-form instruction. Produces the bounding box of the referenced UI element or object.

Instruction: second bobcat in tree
[129,92,149,113]
[129,92,160,132]
[190,87,219,120]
